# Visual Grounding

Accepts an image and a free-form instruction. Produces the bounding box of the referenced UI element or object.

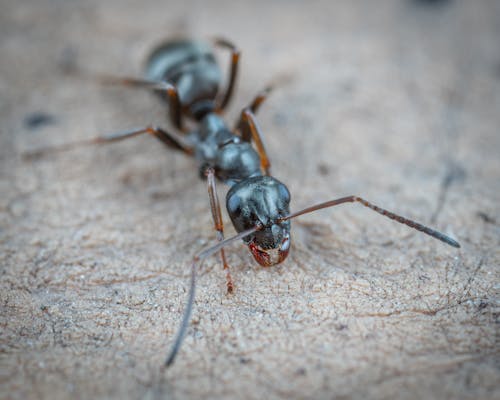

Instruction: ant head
[226,176,291,266]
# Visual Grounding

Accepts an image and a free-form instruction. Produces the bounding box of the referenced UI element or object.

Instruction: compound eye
[227,194,242,215]
[278,183,290,204]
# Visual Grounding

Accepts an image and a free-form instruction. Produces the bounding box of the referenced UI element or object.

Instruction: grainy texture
[1,0,499,399]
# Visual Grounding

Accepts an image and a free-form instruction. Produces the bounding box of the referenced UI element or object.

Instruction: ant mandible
[26,38,460,368]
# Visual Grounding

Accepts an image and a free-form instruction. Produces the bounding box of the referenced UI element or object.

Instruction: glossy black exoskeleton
[146,40,222,120]
[144,39,292,267]
[227,176,291,266]
[26,38,461,368]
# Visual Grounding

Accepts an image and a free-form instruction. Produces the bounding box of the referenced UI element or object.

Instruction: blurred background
[1,0,498,399]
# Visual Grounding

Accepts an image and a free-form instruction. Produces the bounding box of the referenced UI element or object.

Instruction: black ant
[26,38,460,368]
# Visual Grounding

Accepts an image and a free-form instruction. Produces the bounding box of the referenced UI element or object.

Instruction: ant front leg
[100,76,185,132]
[213,38,240,111]
[205,167,234,294]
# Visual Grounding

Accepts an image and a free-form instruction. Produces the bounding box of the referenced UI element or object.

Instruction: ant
[26,38,460,368]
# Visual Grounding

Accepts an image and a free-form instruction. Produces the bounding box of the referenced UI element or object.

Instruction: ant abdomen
[146,39,221,118]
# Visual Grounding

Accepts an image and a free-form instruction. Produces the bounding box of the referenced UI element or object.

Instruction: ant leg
[205,167,234,294]
[247,85,273,114]
[234,86,273,132]
[100,76,184,132]
[239,109,271,175]
[213,38,240,111]
[143,125,192,153]
[24,125,193,160]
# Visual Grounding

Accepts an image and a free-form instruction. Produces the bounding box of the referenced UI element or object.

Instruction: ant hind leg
[213,38,240,111]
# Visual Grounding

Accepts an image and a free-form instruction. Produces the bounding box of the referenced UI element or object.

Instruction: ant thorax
[192,113,262,184]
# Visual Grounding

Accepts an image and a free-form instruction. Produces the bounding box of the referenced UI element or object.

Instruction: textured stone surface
[1,0,499,399]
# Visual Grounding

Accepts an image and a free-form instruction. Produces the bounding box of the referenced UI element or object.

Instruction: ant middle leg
[234,85,273,132]
[100,76,185,132]
[239,109,271,176]
[247,85,273,115]
[205,167,234,294]
[23,125,193,160]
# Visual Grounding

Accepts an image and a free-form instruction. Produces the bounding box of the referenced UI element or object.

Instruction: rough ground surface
[1,0,499,399]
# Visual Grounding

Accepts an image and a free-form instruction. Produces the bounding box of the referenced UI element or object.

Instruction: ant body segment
[27,38,460,367]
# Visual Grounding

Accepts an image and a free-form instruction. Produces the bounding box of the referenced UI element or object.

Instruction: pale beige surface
[1,1,499,399]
